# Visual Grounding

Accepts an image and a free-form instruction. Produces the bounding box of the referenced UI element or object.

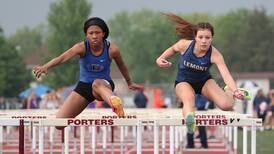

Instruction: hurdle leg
[154,122,159,154]
[61,129,64,154]
[38,126,44,154]
[111,126,114,154]
[137,121,142,154]
[132,126,136,138]
[102,126,107,154]
[29,124,32,141]
[19,119,24,154]
[6,126,10,136]
[0,126,3,154]
[73,127,77,153]
[243,126,247,154]
[49,127,54,154]
[91,126,96,154]
[120,126,125,154]
[125,126,128,137]
[169,126,174,154]
[179,126,184,152]
[175,126,179,151]
[228,126,233,153]
[32,126,36,154]
[251,122,256,154]
[225,126,229,140]
[80,126,85,154]
[233,127,238,153]
[161,126,166,154]
[64,127,69,154]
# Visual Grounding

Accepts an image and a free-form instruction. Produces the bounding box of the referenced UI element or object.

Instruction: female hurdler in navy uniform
[156,13,247,133]
[33,17,143,128]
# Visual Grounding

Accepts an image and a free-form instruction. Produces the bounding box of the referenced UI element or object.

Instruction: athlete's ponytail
[164,13,214,39]
[164,13,196,40]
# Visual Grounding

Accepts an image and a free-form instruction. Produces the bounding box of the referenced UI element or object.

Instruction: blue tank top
[176,41,212,83]
[79,40,112,83]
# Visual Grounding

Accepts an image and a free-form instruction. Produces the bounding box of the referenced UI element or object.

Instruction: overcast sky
[0,0,274,36]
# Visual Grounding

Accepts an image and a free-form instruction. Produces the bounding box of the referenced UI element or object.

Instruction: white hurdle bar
[0,109,263,154]
[31,116,261,154]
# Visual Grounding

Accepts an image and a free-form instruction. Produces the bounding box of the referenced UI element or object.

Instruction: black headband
[83,17,109,39]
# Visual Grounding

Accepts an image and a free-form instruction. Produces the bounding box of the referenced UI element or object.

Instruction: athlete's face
[86,25,105,46]
[195,29,212,51]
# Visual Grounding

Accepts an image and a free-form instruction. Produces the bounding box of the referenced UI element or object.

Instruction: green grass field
[237,129,274,154]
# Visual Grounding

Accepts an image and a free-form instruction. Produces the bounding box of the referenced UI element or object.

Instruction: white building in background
[233,72,274,115]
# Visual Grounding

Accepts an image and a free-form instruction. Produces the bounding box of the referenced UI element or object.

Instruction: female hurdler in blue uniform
[33,17,143,127]
[156,13,247,134]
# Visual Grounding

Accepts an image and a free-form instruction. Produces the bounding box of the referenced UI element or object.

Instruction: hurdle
[0,118,27,154]
[0,109,262,154]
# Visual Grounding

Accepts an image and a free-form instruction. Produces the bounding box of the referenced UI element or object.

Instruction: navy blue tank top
[79,40,112,83]
[176,41,212,83]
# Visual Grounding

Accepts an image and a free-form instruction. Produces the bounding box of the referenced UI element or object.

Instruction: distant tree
[45,0,91,87]
[0,30,6,95]
[0,30,30,97]
[214,8,274,72]
[7,26,45,59]
[245,8,274,72]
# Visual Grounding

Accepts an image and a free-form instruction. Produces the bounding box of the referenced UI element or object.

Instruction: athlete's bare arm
[156,39,191,68]
[109,43,131,84]
[33,42,85,78]
[211,48,238,92]
[109,43,144,90]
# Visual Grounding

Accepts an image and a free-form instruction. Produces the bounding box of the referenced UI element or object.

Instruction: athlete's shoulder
[71,41,86,56]
[74,41,86,49]
[109,42,119,51]
[108,42,121,58]
[211,46,222,57]
[174,39,192,53]
[211,46,224,64]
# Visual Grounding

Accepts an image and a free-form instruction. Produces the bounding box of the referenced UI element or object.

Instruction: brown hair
[164,13,214,40]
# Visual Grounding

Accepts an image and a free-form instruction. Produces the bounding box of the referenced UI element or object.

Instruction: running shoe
[110,96,125,117]
[224,86,251,100]
[237,88,251,100]
[185,112,196,134]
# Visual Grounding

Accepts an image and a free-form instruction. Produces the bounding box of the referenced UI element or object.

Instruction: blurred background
[0,0,274,153]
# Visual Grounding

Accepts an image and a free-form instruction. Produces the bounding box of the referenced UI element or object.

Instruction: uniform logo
[86,64,104,72]
[182,60,208,71]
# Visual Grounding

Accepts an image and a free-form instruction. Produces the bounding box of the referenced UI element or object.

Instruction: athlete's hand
[32,65,48,80]
[233,89,245,100]
[156,58,172,68]
[128,83,144,91]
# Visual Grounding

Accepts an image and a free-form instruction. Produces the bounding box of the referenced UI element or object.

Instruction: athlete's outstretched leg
[201,79,234,110]
[175,82,196,134]
[55,92,88,130]
[92,79,124,117]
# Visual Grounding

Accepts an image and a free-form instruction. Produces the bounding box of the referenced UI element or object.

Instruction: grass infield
[238,129,274,154]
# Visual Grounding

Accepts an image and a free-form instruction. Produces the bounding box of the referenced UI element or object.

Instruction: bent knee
[217,101,233,111]
[92,79,104,89]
